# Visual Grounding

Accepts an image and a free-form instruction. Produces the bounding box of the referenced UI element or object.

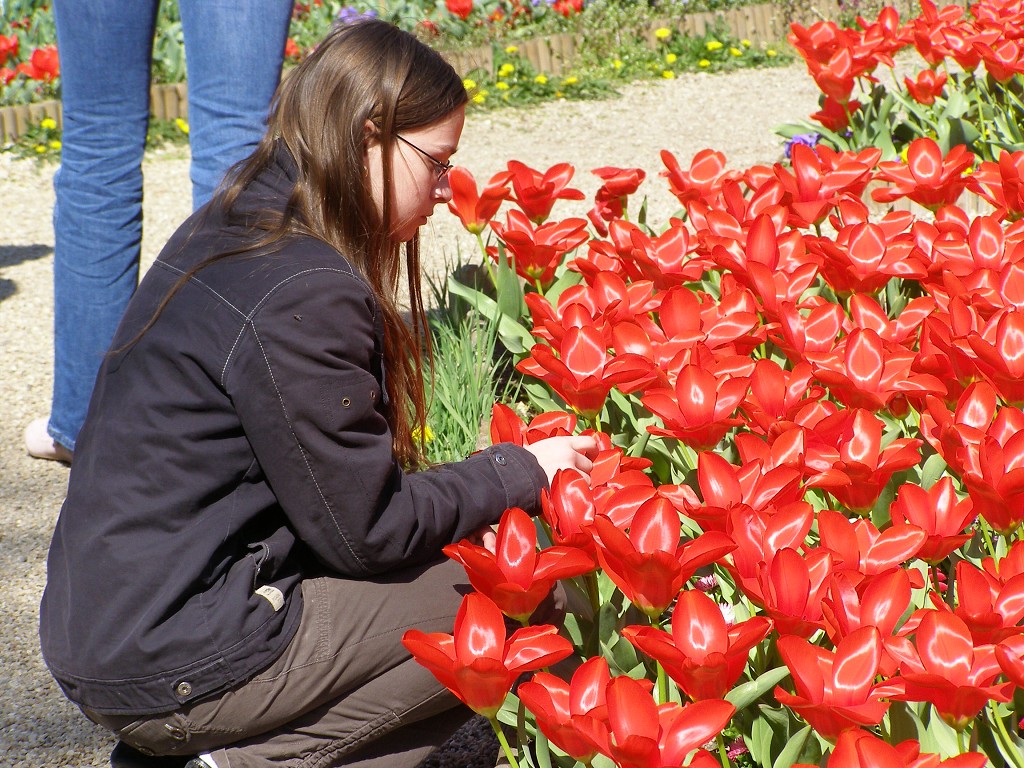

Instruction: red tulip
[775,143,878,228]
[741,359,826,435]
[541,468,601,554]
[444,507,594,622]
[491,209,589,287]
[623,591,772,701]
[444,0,473,20]
[725,503,814,604]
[583,219,706,289]
[823,570,912,675]
[794,730,988,768]
[518,325,653,418]
[808,328,945,414]
[810,95,861,131]
[660,148,740,209]
[16,45,60,82]
[904,68,948,105]
[871,138,975,211]
[968,150,1024,220]
[817,509,925,583]
[995,634,1024,688]
[641,363,749,450]
[769,299,848,364]
[589,165,646,226]
[0,34,18,65]
[966,308,1024,405]
[809,219,928,296]
[518,657,615,763]
[505,160,585,224]
[936,560,1024,645]
[573,675,735,768]
[888,610,1014,730]
[591,498,735,619]
[402,593,573,718]
[889,477,977,564]
[447,166,511,235]
[756,546,834,637]
[488,403,576,447]
[775,627,904,740]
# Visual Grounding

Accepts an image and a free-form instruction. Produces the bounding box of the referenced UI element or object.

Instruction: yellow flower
[563,76,578,85]
[35,144,46,153]
[654,27,672,40]
[498,63,515,77]
[505,45,519,54]
[534,74,548,85]
[662,70,675,79]
[174,117,190,135]
[463,78,477,91]
[49,140,61,150]
[766,48,777,57]
[698,59,711,68]
[555,90,563,98]
[472,91,487,104]
[730,47,742,56]
[40,117,57,130]
[612,59,624,70]
[741,39,752,47]
[495,81,510,90]
[665,53,677,64]
[705,40,723,51]
[412,424,435,443]
[900,146,910,163]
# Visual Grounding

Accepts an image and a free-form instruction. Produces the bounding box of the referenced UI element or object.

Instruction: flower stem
[585,572,601,620]
[978,518,998,559]
[490,718,520,768]
[956,726,967,755]
[657,661,669,705]
[717,734,731,768]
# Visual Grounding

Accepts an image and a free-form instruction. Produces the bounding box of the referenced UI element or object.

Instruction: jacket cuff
[480,442,548,515]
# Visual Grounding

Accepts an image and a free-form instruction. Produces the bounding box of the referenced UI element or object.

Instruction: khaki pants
[86,559,474,768]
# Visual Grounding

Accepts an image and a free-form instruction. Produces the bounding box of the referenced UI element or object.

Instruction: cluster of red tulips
[403,134,1024,767]
[0,33,57,87]
[786,0,1024,162]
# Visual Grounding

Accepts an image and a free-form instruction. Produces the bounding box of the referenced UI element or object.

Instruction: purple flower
[783,132,821,159]
[336,6,378,25]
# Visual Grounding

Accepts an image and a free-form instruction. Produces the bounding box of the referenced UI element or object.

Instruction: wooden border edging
[1,3,787,143]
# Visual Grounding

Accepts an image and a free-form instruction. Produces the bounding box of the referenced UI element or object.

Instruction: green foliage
[420,263,518,464]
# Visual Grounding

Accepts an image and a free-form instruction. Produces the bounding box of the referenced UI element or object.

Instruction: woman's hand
[524,435,600,485]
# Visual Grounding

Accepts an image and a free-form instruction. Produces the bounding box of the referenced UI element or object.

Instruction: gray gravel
[0,64,820,767]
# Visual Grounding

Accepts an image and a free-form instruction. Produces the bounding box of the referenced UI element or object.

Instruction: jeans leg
[178,0,291,209]
[50,0,158,450]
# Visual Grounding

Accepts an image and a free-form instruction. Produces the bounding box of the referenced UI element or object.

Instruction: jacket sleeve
[225,266,548,577]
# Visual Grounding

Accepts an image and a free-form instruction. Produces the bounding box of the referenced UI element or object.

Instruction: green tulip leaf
[726,666,791,710]
[445,277,534,355]
[773,724,811,768]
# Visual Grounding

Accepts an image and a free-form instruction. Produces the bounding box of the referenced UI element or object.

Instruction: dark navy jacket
[39,147,546,715]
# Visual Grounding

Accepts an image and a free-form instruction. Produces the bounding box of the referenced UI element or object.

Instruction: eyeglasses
[395,134,452,181]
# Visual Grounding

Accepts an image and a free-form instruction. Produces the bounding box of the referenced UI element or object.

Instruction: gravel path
[0,63,820,767]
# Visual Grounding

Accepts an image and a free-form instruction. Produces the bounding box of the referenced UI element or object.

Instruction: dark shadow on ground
[0,243,52,268]
[0,244,52,304]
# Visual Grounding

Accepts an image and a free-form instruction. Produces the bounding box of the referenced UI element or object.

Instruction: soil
[0,62,822,767]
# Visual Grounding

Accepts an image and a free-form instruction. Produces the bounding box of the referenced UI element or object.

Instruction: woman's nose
[434,176,453,203]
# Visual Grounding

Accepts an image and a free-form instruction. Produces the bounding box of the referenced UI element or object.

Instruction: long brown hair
[141,20,466,468]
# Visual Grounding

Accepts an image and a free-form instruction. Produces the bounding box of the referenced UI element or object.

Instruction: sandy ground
[0,63,821,767]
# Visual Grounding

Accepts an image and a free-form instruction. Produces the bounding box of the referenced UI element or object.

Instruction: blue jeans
[49,0,291,450]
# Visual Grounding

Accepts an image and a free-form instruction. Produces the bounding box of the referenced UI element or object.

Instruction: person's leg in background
[27,0,159,460]
[178,0,292,209]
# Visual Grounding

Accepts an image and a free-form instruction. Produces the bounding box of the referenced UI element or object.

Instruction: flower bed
[402,2,1024,758]
[415,132,1024,767]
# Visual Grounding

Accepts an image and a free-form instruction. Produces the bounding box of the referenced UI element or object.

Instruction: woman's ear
[363,119,379,147]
